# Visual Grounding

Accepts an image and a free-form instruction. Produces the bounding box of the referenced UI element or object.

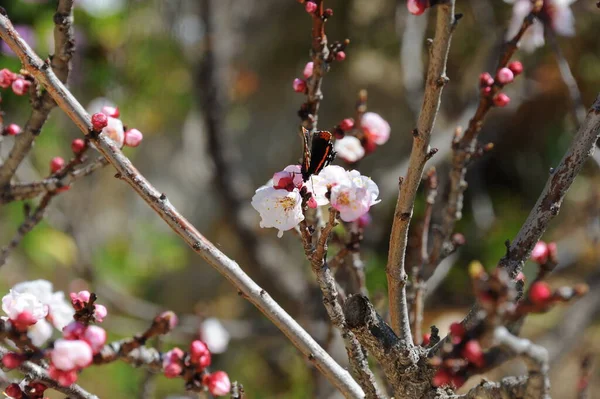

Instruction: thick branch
[0,0,74,186]
[0,14,364,398]
[386,0,455,345]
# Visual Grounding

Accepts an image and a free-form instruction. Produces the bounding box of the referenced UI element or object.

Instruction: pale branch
[493,326,550,399]
[0,346,99,399]
[428,4,541,271]
[0,14,364,398]
[0,0,74,186]
[386,0,456,345]
[304,209,385,399]
[499,96,600,278]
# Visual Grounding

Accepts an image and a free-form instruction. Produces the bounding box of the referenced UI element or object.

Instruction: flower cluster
[252,165,380,237]
[333,112,391,163]
[90,104,143,148]
[479,61,523,108]
[162,340,231,396]
[2,280,74,346]
[0,68,32,96]
[505,0,576,52]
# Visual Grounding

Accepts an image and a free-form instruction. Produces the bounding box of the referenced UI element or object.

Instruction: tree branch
[0,13,364,398]
[386,0,456,345]
[0,0,74,186]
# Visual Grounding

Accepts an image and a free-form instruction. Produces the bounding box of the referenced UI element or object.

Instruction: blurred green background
[1,0,600,398]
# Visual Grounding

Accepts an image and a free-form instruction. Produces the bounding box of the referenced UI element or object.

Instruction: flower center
[277,197,297,212]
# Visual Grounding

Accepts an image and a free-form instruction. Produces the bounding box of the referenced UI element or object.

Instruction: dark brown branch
[386,0,456,346]
[0,14,363,397]
[0,192,54,267]
[0,0,75,186]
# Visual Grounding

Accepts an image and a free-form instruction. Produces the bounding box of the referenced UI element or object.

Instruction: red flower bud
[407,0,430,15]
[432,368,451,387]
[531,241,549,264]
[91,112,108,131]
[293,78,307,93]
[5,383,23,398]
[5,123,21,136]
[479,72,494,87]
[508,61,524,76]
[305,1,317,13]
[335,51,346,61]
[496,67,514,85]
[50,156,66,173]
[493,93,510,107]
[339,118,355,132]
[71,138,86,154]
[2,352,24,369]
[422,333,431,346]
[529,281,552,305]
[462,340,485,367]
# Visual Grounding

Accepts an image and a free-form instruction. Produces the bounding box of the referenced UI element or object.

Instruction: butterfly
[300,127,336,181]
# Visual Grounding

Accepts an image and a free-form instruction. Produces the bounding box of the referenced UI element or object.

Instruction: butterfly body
[300,128,336,181]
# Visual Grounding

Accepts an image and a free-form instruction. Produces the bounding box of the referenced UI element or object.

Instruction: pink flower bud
[496,68,514,85]
[547,242,558,262]
[163,347,184,378]
[124,129,143,147]
[303,62,314,79]
[339,118,354,132]
[158,310,179,331]
[407,0,429,15]
[508,61,523,76]
[515,271,525,282]
[0,68,17,88]
[49,366,78,387]
[529,281,552,305]
[11,78,31,96]
[71,138,86,154]
[51,339,93,371]
[307,196,318,208]
[5,123,21,136]
[5,383,23,398]
[91,113,108,131]
[63,322,86,340]
[479,72,494,87]
[2,352,24,369]
[493,93,510,107]
[50,157,65,173]
[93,304,107,322]
[293,78,307,93]
[82,326,107,354]
[335,51,346,61]
[190,340,212,368]
[482,86,492,96]
[203,371,231,396]
[101,105,120,118]
[305,1,317,13]
[531,241,549,264]
[69,291,90,311]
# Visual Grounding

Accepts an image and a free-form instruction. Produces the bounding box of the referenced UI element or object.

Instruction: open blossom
[334,136,365,163]
[504,0,576,52]
[12,280,74,330]
[251,187,303,238]
[361,112,390,145]
[330,170,380,222]
[102,116,125,147]
[2,291,47,322]
[51,339,93,371]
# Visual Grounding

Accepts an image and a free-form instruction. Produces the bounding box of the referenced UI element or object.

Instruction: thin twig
[0,14,363,398]
[428,4,542,271]
[0,192,54,266]
[0,0,75,186]
[386,0,456,346]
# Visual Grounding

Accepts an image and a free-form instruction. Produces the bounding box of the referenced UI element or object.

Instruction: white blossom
[361,112,391,145]
[330,171,380,222]
[251,186,304,238]
[334,136,365,163]
[12,280,74,330]
[2,290,47,321]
